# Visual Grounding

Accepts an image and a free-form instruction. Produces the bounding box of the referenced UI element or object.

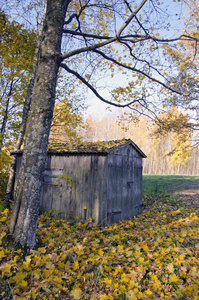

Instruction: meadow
[0,175,199,299]
[143,174,199,195]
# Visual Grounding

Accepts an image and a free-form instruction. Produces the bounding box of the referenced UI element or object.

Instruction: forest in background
[49,105,199,176]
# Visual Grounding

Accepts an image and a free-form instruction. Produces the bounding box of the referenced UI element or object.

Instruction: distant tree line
[80,109,199,176]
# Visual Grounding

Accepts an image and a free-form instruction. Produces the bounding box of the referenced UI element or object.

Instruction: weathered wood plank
[13,140,145,225]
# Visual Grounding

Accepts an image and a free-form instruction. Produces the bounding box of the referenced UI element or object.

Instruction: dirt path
[166,181,199,209]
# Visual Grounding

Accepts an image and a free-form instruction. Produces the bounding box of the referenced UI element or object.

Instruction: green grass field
[143,174,199,195]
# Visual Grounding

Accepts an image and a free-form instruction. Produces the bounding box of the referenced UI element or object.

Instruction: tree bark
[9,0,71,249]
[4,1,47,209]
[0,80,13,154]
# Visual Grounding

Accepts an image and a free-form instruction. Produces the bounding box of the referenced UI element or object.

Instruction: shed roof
[48,139,147,157]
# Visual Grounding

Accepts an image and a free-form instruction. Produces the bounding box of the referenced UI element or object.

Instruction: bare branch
[122,34,199,43]
[117,0,147,38]
[60,63,144,108]
[61,31,198,63]
[118,39,168,81]
[63,29,198,44]
[62,29,112,40]
[64,13,78,25]
[61,0,148,60]
[61,37,116,60]
[93,49,182,95]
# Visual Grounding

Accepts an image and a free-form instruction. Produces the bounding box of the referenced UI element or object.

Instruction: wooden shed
[14,139,146,226]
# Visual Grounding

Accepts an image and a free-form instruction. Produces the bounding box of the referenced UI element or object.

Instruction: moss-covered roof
[12,139,146,157]
[48,139,146,157]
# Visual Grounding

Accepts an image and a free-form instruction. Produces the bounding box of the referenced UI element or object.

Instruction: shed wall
[106,144,143,224]
[40,154,107,224]
[14,142,144,226]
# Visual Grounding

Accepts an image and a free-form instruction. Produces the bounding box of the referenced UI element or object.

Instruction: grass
[143,174,199,195]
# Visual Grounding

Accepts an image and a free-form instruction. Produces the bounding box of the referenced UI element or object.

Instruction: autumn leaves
[0,198,199,299]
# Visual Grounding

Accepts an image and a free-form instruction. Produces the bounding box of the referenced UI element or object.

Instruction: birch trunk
[4,2,47,208]
[9,0,70,249]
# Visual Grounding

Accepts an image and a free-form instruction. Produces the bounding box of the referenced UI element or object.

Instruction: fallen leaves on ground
[0,197,199,300]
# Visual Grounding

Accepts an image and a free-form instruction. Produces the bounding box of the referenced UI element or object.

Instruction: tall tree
[0,11,36,153]
[158,0,199,142]
[3,2,47,208]
[10,0,71,249]
[9,0,198,248]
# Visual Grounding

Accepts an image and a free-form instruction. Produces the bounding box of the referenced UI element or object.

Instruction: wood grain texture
[14,140,145,225]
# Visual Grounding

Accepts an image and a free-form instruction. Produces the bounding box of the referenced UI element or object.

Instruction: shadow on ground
[166,181,199,209]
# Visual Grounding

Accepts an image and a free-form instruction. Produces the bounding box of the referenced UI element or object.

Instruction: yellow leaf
[145,289,153,296]
[22,261,30,270]
[121,273,130,283]
[98,249,104,256]
[104,278,112,285]
[0,249,5,258]
[167,263,175,273]
[45,261,55,269]
[70,286,83,300]
[117,245,123,251]
[142,245,149,252]
[138,257,144,264]
[12,272,27,284]
[37,247,46,253]
[73,260,79,271]
[100,295,109,300]
[19,279,28,288]
[54,276,62,284]
[169,274,179,283]
[0,263,11,277]
[120,285,126,292]
[25,255,31,263]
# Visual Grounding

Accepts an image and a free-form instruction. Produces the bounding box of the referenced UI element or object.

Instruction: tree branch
[117,0,147,38]
[61,37,116,60]
[121,34,199,43]
[60,63,144,108]
[61,31,198,63]
[118,38,168,81]
[93,49,182,95]
[63,29,112,40]
[61,0,148,60]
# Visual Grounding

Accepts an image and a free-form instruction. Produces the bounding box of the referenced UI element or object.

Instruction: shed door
[107,154,123,224]
[107,152,135,225]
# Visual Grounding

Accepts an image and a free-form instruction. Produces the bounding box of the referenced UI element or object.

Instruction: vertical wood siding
[14,142,144,225]
[40,154,107,224]
[106,144,143,225]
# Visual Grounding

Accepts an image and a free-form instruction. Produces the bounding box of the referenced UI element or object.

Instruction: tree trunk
[4,1,47,209]
[0,80,13,154]
[9,0,71,249]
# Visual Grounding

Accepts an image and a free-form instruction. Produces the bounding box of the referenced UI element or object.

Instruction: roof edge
[11,139,147,157]
[108,139,147,158]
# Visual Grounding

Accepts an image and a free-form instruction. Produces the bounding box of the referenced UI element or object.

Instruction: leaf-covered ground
[0,196,199,300]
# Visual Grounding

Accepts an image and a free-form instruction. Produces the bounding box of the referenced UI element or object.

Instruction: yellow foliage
[73,260,79,271]
[70,285,83,300]
[169,274,180,283]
